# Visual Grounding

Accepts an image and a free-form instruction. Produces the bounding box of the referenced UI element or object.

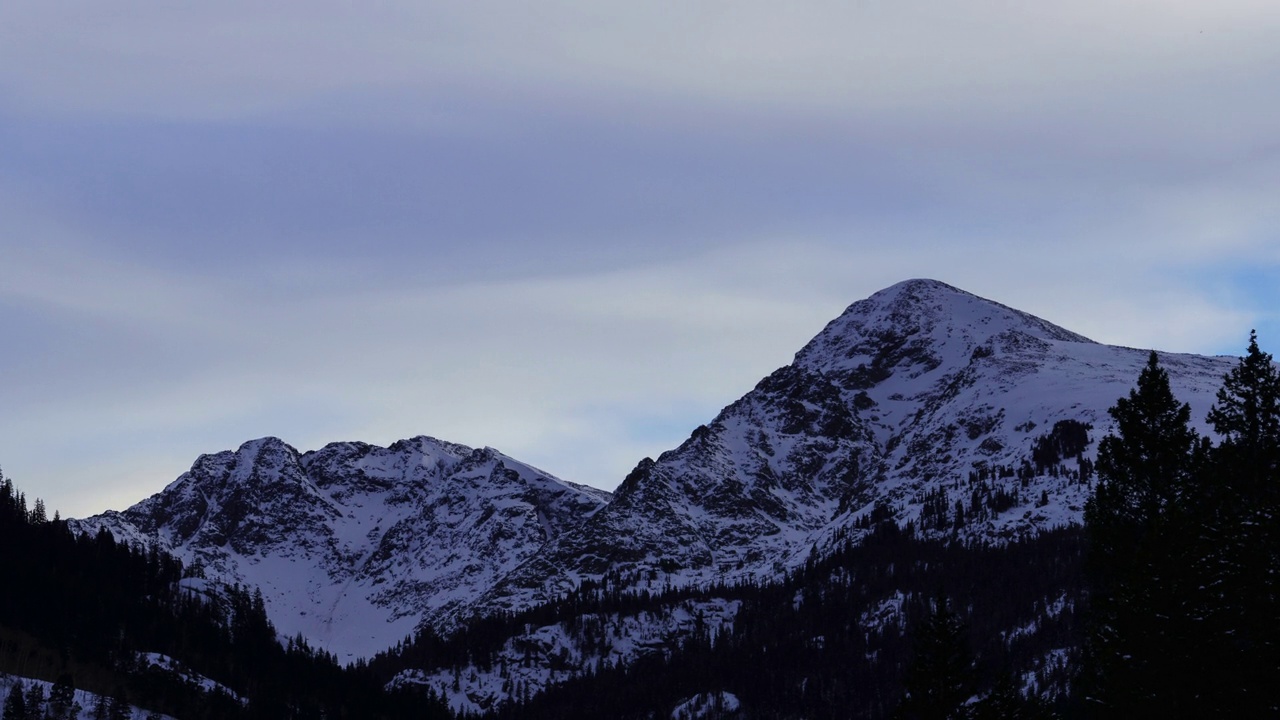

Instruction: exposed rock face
[477,279,1231,614]
[73,436,608,659]
[73,279,1236,660]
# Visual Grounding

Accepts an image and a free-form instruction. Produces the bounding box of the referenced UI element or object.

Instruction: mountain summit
[73,279,1234,661]
[475,278,1230,614]
[72,435,608,659]
[795,278,1093,375]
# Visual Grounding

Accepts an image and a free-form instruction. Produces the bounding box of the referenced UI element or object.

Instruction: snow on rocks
[70,436,609,660]
[137,653,244,703]
[670,691,742,719]
[66,279,1240,682]
[1,673,176,720]
[394,598,742,715]
[481,279,1234,618]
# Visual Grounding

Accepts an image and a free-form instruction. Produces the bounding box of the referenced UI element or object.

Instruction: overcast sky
[2,1,1278,518]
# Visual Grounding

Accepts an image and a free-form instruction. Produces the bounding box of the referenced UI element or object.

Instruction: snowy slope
[793,279,1226,491]
[477,279,1235,615]
[71,436,608,660]
[393,597,741,714]
[2,673,176,720]
[70,279,1239,668]
[794,279,1231,536]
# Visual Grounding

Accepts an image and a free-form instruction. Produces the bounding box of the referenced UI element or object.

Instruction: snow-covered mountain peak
[225,435,305,482]
[795,278,1094,381]
[474,280,1235,623]
[72,435,610,660]
[69,280,1242,671]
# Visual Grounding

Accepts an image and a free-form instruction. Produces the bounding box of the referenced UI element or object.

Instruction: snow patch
[671,691,741,719]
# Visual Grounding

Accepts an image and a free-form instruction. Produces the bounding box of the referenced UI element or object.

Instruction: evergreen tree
[1207,330,1280,478]
[47,676,75,720]
[89,694,108,720]
[1199,331,1280,714]
[28,499,46,525]
[1081,351,1203,716]
[2,686,25,720]
[1088,352,1200,537]
[22,684,44,720]
[897,593,974,720]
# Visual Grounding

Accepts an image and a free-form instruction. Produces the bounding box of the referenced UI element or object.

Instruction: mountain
[71,436,609,660]
[72,279,1236,673]
[0,470,450,720]
[474,279,1232,615]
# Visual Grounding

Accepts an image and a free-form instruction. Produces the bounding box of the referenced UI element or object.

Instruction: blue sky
[2,1,1279,517]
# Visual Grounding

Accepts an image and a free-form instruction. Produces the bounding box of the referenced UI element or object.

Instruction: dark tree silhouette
[897,593,974,720]
[1081,351,1204,716]
[1197,331,1280,715]
[1084,340,1280,716]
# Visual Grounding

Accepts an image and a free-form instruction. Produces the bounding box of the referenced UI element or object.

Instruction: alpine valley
[26,279,1241,718]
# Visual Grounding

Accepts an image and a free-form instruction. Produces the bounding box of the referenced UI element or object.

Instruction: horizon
[2,3,1278,517]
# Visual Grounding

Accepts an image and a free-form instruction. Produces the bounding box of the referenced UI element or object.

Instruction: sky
[2,1,1279,518]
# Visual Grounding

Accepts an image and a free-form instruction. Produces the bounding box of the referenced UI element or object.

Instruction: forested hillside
[0,473,449,720]
[450,522,1082,719]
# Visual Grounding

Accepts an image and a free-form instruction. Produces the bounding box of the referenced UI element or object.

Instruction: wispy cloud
[1,1,1277,516]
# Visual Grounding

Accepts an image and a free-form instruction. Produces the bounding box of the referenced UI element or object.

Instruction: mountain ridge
[71,279,1237,665]
[72,434,609,659]
[471,278,1231,619]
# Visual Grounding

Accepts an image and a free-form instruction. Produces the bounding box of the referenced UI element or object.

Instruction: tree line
[0,472,449,720]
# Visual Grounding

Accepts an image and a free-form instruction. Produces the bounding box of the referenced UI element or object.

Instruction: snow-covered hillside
[477,279,1234,617]
[72,437,608,660]
[2,673,176,720]
[72,279,1238,668]
[393,597,741,715]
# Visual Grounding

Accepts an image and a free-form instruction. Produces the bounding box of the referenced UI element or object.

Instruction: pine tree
[22,684,45,720]
[2,685,26,720]
[48,675,75,720]
[897,593,974,720]
[29,498,46,525]
[1081,351,1203,716]
[1089,352,1200,535]
[1207,330,1280,478]
[1199,331,1280,714]
[89,694,108,720]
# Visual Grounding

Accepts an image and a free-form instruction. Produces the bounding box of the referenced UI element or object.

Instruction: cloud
[1,1,1279,517]
[0,225,1264,518]
[4,1,1280,127]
